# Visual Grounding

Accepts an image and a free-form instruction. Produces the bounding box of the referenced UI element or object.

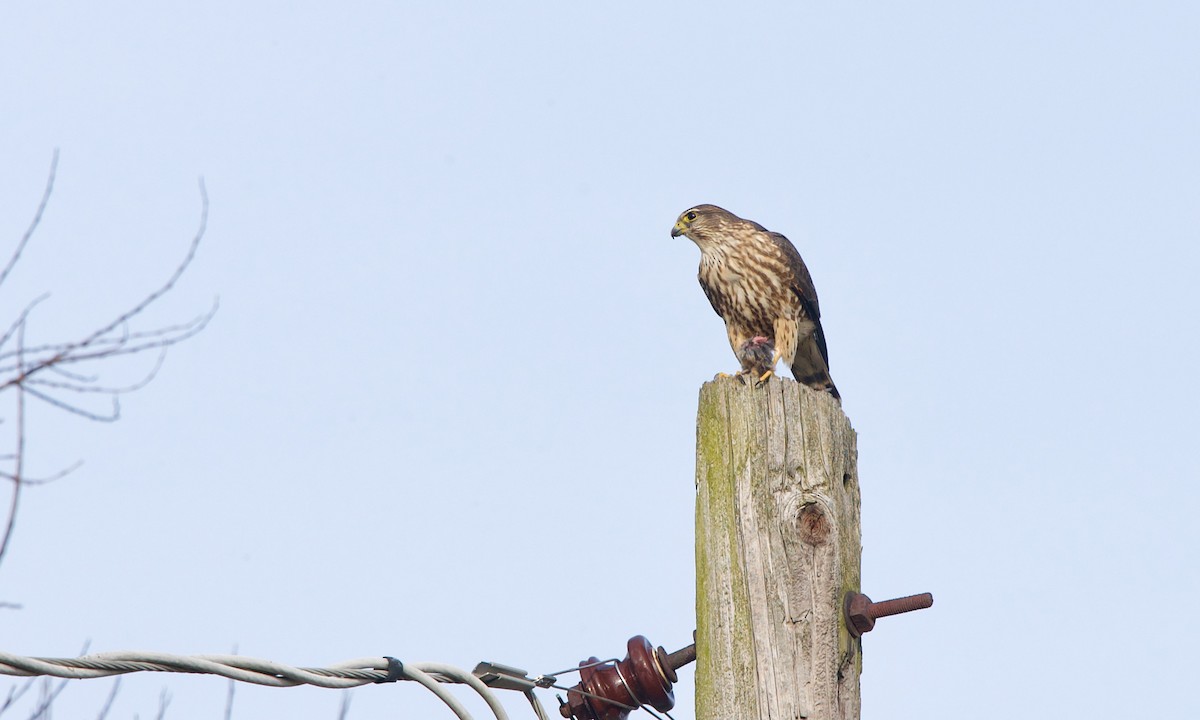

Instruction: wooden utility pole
[695,376,861,720]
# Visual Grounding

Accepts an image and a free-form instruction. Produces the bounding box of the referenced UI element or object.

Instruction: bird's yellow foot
[752,350,784,387]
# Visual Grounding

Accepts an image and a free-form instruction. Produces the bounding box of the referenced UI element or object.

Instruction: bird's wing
[768,231,831,369]
[697,271,726,319]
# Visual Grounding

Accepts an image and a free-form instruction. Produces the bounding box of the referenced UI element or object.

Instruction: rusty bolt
[655,640,696,684]
[844,591,933,637]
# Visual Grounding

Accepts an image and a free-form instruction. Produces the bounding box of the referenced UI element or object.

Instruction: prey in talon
[736,336,776,385]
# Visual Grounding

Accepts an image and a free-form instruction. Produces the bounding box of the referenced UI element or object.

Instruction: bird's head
[671,204,729,241]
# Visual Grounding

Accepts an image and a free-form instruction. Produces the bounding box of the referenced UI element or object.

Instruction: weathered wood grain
[695,376,861,720]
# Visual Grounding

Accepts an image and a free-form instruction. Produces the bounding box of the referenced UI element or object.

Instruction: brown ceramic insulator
[558,636,678,720]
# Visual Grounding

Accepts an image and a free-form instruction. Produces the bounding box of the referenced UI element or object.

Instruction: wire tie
[375,656,405,683]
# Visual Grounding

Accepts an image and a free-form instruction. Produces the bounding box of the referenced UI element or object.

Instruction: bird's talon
[755,370,775,388]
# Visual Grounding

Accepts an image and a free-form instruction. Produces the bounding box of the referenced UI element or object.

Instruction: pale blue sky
[2,2,1198,718]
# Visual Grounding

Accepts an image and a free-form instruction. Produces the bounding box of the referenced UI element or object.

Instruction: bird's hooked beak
[671,220,686,238]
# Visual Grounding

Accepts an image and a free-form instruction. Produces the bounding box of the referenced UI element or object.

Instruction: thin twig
[24,676,69,720]
[46,363,99,384]
[223,678,235,720]
[0,303,216,364]
[0,295,49,360]
[71,179,208,359]
[223,645,237,720]
[26,348,167,395]
[0,302,216,389]
[0,678,34,715]
[93,677,121,720]
[0,324,28,568]
[0,460,83,487]
[21,386,119,423]
[0,150,57,291]
[153,688,170,720]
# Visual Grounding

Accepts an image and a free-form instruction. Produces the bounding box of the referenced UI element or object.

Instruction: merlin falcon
[671,204,840,401]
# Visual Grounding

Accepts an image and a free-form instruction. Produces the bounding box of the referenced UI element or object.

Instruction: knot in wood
[797,504,831,546]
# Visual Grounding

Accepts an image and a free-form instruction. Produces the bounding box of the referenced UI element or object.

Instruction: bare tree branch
[0,156,214,717]
[0,156,215,605]
[0,179,211,396]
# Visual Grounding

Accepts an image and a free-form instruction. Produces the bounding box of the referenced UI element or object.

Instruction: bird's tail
[791,338,841,402]
[795,368,841,402]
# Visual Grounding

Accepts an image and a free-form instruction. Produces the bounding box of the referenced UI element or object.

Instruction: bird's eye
[686,212,697,221]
